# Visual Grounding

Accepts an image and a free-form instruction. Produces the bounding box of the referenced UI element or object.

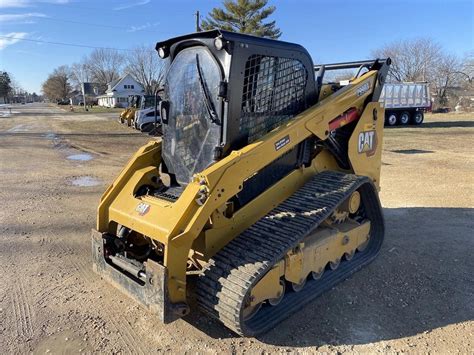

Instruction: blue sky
[0,0,472,93]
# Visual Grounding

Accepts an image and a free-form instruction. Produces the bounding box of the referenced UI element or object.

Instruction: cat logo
[358,130,377,156]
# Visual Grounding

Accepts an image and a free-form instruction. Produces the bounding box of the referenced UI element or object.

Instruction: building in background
[97,74,144,108]
[69,90,83,105]
[69,83,103,106]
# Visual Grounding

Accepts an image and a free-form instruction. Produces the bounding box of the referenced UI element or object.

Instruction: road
[0,103,473,353]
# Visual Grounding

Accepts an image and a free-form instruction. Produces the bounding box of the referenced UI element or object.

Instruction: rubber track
[196,170,384,336]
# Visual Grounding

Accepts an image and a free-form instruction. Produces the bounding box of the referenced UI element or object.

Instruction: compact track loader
[119,95,133,124]
[119,95,141,126]
[92,30,390,336]
[134,95,160,132]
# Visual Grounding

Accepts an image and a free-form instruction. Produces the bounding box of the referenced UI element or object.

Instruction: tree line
[42,45,166,103]
[0,71,40,103]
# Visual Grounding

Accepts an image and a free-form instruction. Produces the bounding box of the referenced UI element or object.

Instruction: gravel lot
[0,103,472,354]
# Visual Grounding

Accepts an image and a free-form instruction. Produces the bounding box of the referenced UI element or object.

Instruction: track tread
[196,170,384,336]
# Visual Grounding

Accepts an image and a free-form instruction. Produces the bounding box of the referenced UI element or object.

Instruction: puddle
[71,176,101,187]
[67,153,93,161]
[43,133,93,160]
[33,330,91,354]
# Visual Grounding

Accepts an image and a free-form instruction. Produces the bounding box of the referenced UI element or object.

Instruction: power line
[0,35,136,51]
[38,16,143,31]
[35,16,176,35]
[38,1,192,15]
[36,1,144,12]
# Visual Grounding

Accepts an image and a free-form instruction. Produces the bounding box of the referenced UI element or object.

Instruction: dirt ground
[0,103,472,354]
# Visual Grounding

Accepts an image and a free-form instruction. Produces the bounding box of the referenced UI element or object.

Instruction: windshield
[162,46,221,185]
[142,96,155,109]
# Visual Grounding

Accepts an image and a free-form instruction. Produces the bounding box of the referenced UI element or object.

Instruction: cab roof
[155,30,310,57]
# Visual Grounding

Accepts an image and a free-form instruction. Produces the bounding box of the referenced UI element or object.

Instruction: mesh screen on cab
[240,55,308,143]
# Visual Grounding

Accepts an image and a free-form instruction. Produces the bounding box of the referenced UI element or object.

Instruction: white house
[97,74,144,108]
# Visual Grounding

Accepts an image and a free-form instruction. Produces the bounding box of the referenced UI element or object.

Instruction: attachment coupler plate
[91,229,188,323]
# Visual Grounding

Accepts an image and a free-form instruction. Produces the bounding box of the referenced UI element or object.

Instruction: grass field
[56,104,123,114]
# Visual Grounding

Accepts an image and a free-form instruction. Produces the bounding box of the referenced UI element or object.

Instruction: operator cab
[140,95,155,110]
[156,30,317,192]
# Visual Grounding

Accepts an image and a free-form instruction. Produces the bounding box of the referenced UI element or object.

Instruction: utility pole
[195,10,201,32]
[81,82,87,111]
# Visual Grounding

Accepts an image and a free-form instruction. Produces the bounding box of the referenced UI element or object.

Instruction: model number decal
[358,130,377,156]
[356,82,370,97]
[274,135,290,151]
[135,202,150,216]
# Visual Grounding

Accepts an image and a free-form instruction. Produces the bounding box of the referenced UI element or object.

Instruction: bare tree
[373,38,462,107]
[86,48,124,90]
[453,52,474,110]
[430,54,462,106]
[42,65,72,102]
[68,59,93,110]
[125,46,165,95]
[373,38,443,82]
[9,75,23,97]
[462,51,474,83]
[69,59,92,89]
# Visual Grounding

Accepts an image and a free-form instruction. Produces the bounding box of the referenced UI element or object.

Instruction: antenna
[195,10,201,32]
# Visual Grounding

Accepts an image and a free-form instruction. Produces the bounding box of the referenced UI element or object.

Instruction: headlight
[158,47,168,58]
[214,37,224,50]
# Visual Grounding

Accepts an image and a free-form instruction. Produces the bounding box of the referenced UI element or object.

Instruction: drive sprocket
[327,208,349,224]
